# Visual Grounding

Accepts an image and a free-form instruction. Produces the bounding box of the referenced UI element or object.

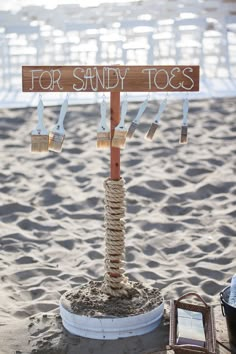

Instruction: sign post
[22,64,200,180]
[22,64,200,338]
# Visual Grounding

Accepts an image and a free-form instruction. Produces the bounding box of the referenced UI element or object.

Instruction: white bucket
[60,292,164,340]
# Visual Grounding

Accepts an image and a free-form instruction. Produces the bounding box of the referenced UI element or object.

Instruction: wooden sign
[22,65,199,92]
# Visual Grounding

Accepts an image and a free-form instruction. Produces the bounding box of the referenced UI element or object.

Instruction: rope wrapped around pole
[102,177,132,297]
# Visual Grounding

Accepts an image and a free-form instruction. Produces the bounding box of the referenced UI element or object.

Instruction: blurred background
[0,0,235,107]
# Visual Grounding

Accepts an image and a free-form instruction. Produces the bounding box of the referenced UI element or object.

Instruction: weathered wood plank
[22,65,199,92]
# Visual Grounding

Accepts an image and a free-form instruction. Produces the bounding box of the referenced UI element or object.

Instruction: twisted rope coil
[102,178,132,297]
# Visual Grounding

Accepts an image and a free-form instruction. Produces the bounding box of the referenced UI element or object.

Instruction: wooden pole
[110,92,120,180]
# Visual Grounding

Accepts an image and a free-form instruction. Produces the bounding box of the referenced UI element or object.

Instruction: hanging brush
[31,96,48,153]
[112,94,128,149]
[97,95,110,149]
[48,95,68,152]
[126,96,149,139]
[179,97,189,144]
[145,97,167,141]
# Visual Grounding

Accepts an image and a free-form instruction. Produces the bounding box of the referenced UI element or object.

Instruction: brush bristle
[97,132,110,149]
[126,122,138,139]
[145,123,159,141]
[48,132,65,152]
[31,134,49,152]
[179,126,188,144]
[112,130,127,149]
[97,140,110,149]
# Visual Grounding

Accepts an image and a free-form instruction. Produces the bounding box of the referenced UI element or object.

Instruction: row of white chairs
[17,0,236,25]
[0,0,235,91]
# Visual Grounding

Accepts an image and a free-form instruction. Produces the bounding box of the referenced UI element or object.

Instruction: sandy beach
[0,97,235,353]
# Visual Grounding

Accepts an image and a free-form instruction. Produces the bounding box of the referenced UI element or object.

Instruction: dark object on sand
[169,292,216,354]
[179,125,188,144]
[220,286,236,347]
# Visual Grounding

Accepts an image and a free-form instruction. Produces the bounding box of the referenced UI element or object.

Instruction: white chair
[152,0,179,65]
[64,22,102,65]
[177,0,203,19]
[119,19,155,64]
[98,30,125,64]
[202,0,235,78]
[174,18,207,76]
[225,15,236,77]
[153,19,176,65]
[0,34,9,89]
[4,23,41,88]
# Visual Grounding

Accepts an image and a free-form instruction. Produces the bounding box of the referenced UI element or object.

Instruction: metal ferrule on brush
[97,131,110,149]
[126,121,138,139]
[180,125,188,144]
[31,133,49,153]
[49,127,65,152]
[112,129,127,149]
[145,122,159,141]
[31,97,49,153]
